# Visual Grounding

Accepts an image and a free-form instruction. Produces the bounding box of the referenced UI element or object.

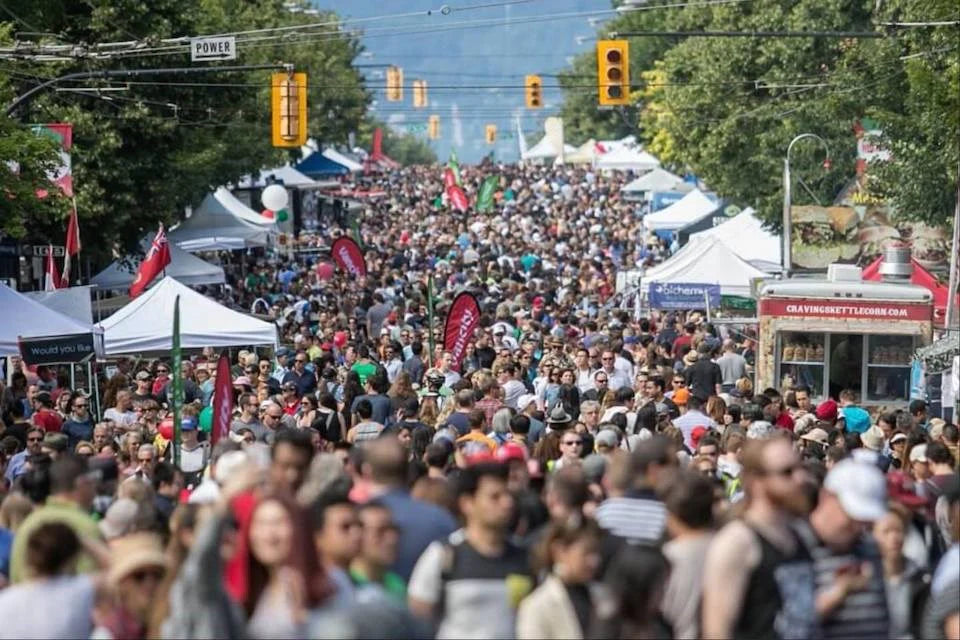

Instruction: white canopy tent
[622,168,687,195]
[641,235,770,298]
[522,136,575,161]
[168,187,276,252]
[0,283,97,356]
[98,277,277,355]
[690,208,783,272]
[643,189,718,232]
[236,166,315,189]
[595,146,660,172]
[91,244,225,291]
[321,148,363,172]
[555,139,597,165]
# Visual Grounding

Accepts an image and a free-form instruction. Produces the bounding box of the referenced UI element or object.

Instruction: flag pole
[427,273,436,368]
[171,295,183,468]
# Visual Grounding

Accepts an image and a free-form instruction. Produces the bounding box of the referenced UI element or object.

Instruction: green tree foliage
[560,0,959,228]
[0,0,369,255]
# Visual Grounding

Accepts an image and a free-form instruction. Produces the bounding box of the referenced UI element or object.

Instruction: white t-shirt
[103,408,138,428]
[0,575,95,639]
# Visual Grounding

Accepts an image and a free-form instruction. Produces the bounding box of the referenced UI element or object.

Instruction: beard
[767,483,812,516]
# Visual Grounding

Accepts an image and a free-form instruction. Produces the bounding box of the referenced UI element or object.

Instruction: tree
[0,0,369,258]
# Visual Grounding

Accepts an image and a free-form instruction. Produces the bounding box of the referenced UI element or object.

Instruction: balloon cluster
[261,184,290,222]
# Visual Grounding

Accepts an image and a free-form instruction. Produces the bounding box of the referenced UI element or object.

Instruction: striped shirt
[595,491,667,544]
[796,522,890,640]
[352,421,384,443]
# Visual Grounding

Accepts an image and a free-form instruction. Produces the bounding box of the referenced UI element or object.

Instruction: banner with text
[648,282,721,310]
[443,292,481,372]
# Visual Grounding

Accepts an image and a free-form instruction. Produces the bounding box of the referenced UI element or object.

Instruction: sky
[316,0,612,163]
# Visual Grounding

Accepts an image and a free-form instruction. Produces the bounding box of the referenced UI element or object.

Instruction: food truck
[757,264,934,406]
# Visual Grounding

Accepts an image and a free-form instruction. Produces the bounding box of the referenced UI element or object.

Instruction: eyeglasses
[157,368,169,373]
[265,413,283,420]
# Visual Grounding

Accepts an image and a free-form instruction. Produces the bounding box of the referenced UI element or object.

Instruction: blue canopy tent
[295,151,351,178]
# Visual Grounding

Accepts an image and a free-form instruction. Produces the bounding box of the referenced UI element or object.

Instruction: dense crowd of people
[0,161,957,639]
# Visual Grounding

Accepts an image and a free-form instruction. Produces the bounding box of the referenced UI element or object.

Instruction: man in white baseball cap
[800,451,890,639]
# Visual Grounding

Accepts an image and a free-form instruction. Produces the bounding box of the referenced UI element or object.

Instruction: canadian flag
[62,207,80,286]
[130,225,171,298]
[44,245,62,291]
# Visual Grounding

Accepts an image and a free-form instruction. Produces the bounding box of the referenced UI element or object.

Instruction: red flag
[443,292,481,372]
[130,225,171,298]
[62,206,80,286]
[443,168,457,189]
[44,245,62,291]
[212,353,233,445]
[447,185,468,212]
[331,237,367,278]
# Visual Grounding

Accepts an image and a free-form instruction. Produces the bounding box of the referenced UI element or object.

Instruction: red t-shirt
[33,408,63,433]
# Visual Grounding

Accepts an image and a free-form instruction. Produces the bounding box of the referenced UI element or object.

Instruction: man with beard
[702,435,817,639]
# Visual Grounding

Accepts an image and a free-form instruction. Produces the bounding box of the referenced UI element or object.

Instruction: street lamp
[783,133,831,275]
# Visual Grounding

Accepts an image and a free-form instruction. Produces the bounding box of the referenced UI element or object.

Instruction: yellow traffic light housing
[596,40,630,106]
[428,114,440,140]
[485,124,497,144]
[386,66,404,102]
[525,74,542,109]
[412,79,428,108]
[271,72,307,148]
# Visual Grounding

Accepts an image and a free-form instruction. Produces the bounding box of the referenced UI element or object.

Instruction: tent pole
[90,361,101,422]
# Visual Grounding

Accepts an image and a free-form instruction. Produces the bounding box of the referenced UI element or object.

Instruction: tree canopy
[0,0,370,256]
[559,0,959,228]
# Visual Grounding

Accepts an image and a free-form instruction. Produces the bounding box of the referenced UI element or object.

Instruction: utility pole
[6,63,292,117]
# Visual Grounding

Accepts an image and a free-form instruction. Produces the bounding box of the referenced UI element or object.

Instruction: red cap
[496,442,528,463]
[320,342,334,350]
[815,399,838,422]
[532,296,545,308]
[333,331,348,348]
[691,426,707,449]
[886,471,929,509]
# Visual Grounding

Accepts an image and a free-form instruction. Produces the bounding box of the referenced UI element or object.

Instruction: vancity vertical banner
[331,237,367,278]
[443,292,481,371]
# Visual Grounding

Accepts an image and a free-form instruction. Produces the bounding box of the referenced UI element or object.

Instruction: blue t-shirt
[0,528,12,578]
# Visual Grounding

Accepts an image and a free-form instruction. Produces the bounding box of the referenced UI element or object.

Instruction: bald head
[723,339,736,352]
[364,436,408,487]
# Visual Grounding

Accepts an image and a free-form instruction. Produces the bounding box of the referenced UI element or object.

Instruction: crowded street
[0,0,959,639]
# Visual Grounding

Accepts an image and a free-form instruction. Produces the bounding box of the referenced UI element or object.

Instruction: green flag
[427,274,436,368]
[171,295,183,468]
[448,151,461,186]
[477,175,498,212]
[350,214,363,248]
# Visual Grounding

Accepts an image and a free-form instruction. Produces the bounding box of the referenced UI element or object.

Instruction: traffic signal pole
[5,63,291,117]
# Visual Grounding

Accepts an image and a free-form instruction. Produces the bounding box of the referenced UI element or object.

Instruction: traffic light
[485,124,497,144]
[412,79,428,108]
[271,72,307,148]
[525,74,542,109]
[428,115,440,140]
[386,66,404,102]
[596,40,630,106]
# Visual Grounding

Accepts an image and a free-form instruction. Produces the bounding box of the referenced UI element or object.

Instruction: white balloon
[261,184,289,211]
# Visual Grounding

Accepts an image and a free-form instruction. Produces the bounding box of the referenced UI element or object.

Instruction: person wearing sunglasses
[702,437,817,640]
[62,395,94,451]
[554,433,585,471]
[4,426,44,485]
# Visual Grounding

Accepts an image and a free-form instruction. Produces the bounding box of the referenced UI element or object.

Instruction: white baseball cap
[516,394,537,412]
[823,457,887,522]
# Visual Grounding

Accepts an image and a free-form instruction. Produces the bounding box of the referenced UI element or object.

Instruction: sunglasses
[762,464,800,478]
[27,436,43,443]
[156,369,169,374]
[563,439,583,446]
[673,380,685,385]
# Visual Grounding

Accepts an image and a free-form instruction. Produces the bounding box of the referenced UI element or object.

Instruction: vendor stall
[757,264,934,406]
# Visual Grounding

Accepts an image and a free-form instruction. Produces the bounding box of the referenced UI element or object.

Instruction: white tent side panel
[98,277,277,355]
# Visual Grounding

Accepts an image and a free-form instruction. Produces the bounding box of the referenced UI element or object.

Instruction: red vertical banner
[212,353,233,445]
[443,292,481,372]
[331,237,367,278]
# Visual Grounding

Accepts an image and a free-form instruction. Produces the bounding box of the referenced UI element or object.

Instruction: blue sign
[648,282,721,310]
[650,190,687,212]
